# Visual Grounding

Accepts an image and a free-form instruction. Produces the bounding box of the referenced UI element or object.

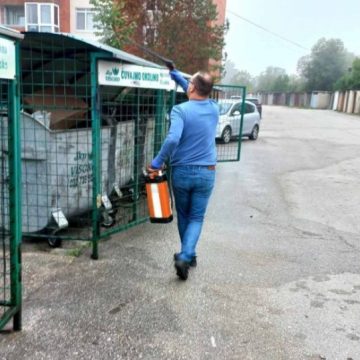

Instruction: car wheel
[249,125,259,140]
[221,126,232,144]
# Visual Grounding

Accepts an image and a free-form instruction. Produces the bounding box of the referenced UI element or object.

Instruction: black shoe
[174,260,189,280]
[174,253,197,267]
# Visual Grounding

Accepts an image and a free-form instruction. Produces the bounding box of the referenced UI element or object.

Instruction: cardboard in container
[24,87,88,130]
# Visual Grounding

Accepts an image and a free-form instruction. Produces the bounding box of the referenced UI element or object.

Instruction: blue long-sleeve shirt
[170,69,189,93]
[151,70,219,168]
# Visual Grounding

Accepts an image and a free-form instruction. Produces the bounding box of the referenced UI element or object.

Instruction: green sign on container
[0,37,15,80]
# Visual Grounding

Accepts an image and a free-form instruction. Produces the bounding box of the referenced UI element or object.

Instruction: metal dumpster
[18,111,138,233]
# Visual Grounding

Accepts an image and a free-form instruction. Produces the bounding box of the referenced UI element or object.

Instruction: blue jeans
[171,165,216,262]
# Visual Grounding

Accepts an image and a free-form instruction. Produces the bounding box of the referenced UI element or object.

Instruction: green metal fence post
[90,53,101,260]
[90,52,114,258]
[8,40,22,330]
[154,90,165,154]
[131,89,140,222]
[237,86,247,161]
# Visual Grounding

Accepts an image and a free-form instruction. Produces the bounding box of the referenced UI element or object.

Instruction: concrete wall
[331,90,360,115]
[310,92,332,109]
[258,90,360,115]
[346,91,355,113]
[332,91,339,110]
[354,91,360,114]
[258,92,312,108]
[337,92,344,111]
[341,91,349,112]
[273,93,286,106]
[268,93,274,105]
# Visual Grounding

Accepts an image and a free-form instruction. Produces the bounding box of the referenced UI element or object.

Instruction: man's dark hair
[192,72,214,97]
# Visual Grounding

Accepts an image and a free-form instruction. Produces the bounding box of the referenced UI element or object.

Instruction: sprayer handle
[164,60,175,71]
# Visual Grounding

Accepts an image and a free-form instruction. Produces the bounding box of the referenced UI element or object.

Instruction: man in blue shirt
[149,69,219,280]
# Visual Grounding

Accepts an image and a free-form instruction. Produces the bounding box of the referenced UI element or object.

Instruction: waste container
[18,111,139,234]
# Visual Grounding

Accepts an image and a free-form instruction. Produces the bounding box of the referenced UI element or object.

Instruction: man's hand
[164,60,175,71]
[147,164,164,173]
[147,164,158,173]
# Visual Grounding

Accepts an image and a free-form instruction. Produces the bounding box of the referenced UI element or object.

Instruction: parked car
[216,100,261,143]
[230,96,262,118]
[246,97,262,118]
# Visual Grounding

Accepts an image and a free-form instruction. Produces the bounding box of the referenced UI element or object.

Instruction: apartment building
[0,0,97,40]
[210,0,227,77]
[0,0,226,73]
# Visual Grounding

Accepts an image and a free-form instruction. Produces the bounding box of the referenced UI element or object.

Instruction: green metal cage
[18,32,246,261]
[19,33,173,258]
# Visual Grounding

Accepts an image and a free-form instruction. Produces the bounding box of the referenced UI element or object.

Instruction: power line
[227,9,309,51]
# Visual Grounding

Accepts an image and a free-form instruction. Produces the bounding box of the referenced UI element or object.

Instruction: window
[245,103,255,114]
[218,102,232,115]
[76,8,95,31]
[25,3,59,32]
[146,0,158,11]
[230,103,242,116]
[5,6,25,26]
[144,26,157,45]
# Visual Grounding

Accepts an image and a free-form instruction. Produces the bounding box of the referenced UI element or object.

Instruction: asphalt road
[1,106,360,359]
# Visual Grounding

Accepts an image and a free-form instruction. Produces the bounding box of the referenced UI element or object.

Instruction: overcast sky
[225,0,360,76]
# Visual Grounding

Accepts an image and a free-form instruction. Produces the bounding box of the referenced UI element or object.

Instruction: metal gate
[174,84,246,162]
[92,59,173,258]
[212,84,246,162]
[0,28,22,331]
[97,86,172,237]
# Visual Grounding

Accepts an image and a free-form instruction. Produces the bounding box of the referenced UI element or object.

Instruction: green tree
[335,58,360,90]
[150,0,228,75]
[255,67,289,92]
[222,60,239,84]
[287,75,306,92]
[297,38,354,91]
[91,0,228,76]
[90,0,138,48]
[230,70,254,92]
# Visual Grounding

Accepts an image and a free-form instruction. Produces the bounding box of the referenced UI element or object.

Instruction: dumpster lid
[23,32,163,69]
[61,33,162,69]
[0,25,23,40]
[22,31,191,79]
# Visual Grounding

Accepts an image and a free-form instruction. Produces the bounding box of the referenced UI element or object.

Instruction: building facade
[0,0,97,40]
[214,0,227,27]
[210,0,227,78]
[0,0,227,71]
[0,0,69,32]
[69,0,97,40]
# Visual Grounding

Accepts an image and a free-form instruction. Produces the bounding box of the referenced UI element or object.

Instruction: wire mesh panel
[0,79,12,328]
[98,86,171,238]
[20,33,174,258]
[0,52,22,330]
[174,84,246,162]
[211,85,246,162]
[20,33,95,245]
